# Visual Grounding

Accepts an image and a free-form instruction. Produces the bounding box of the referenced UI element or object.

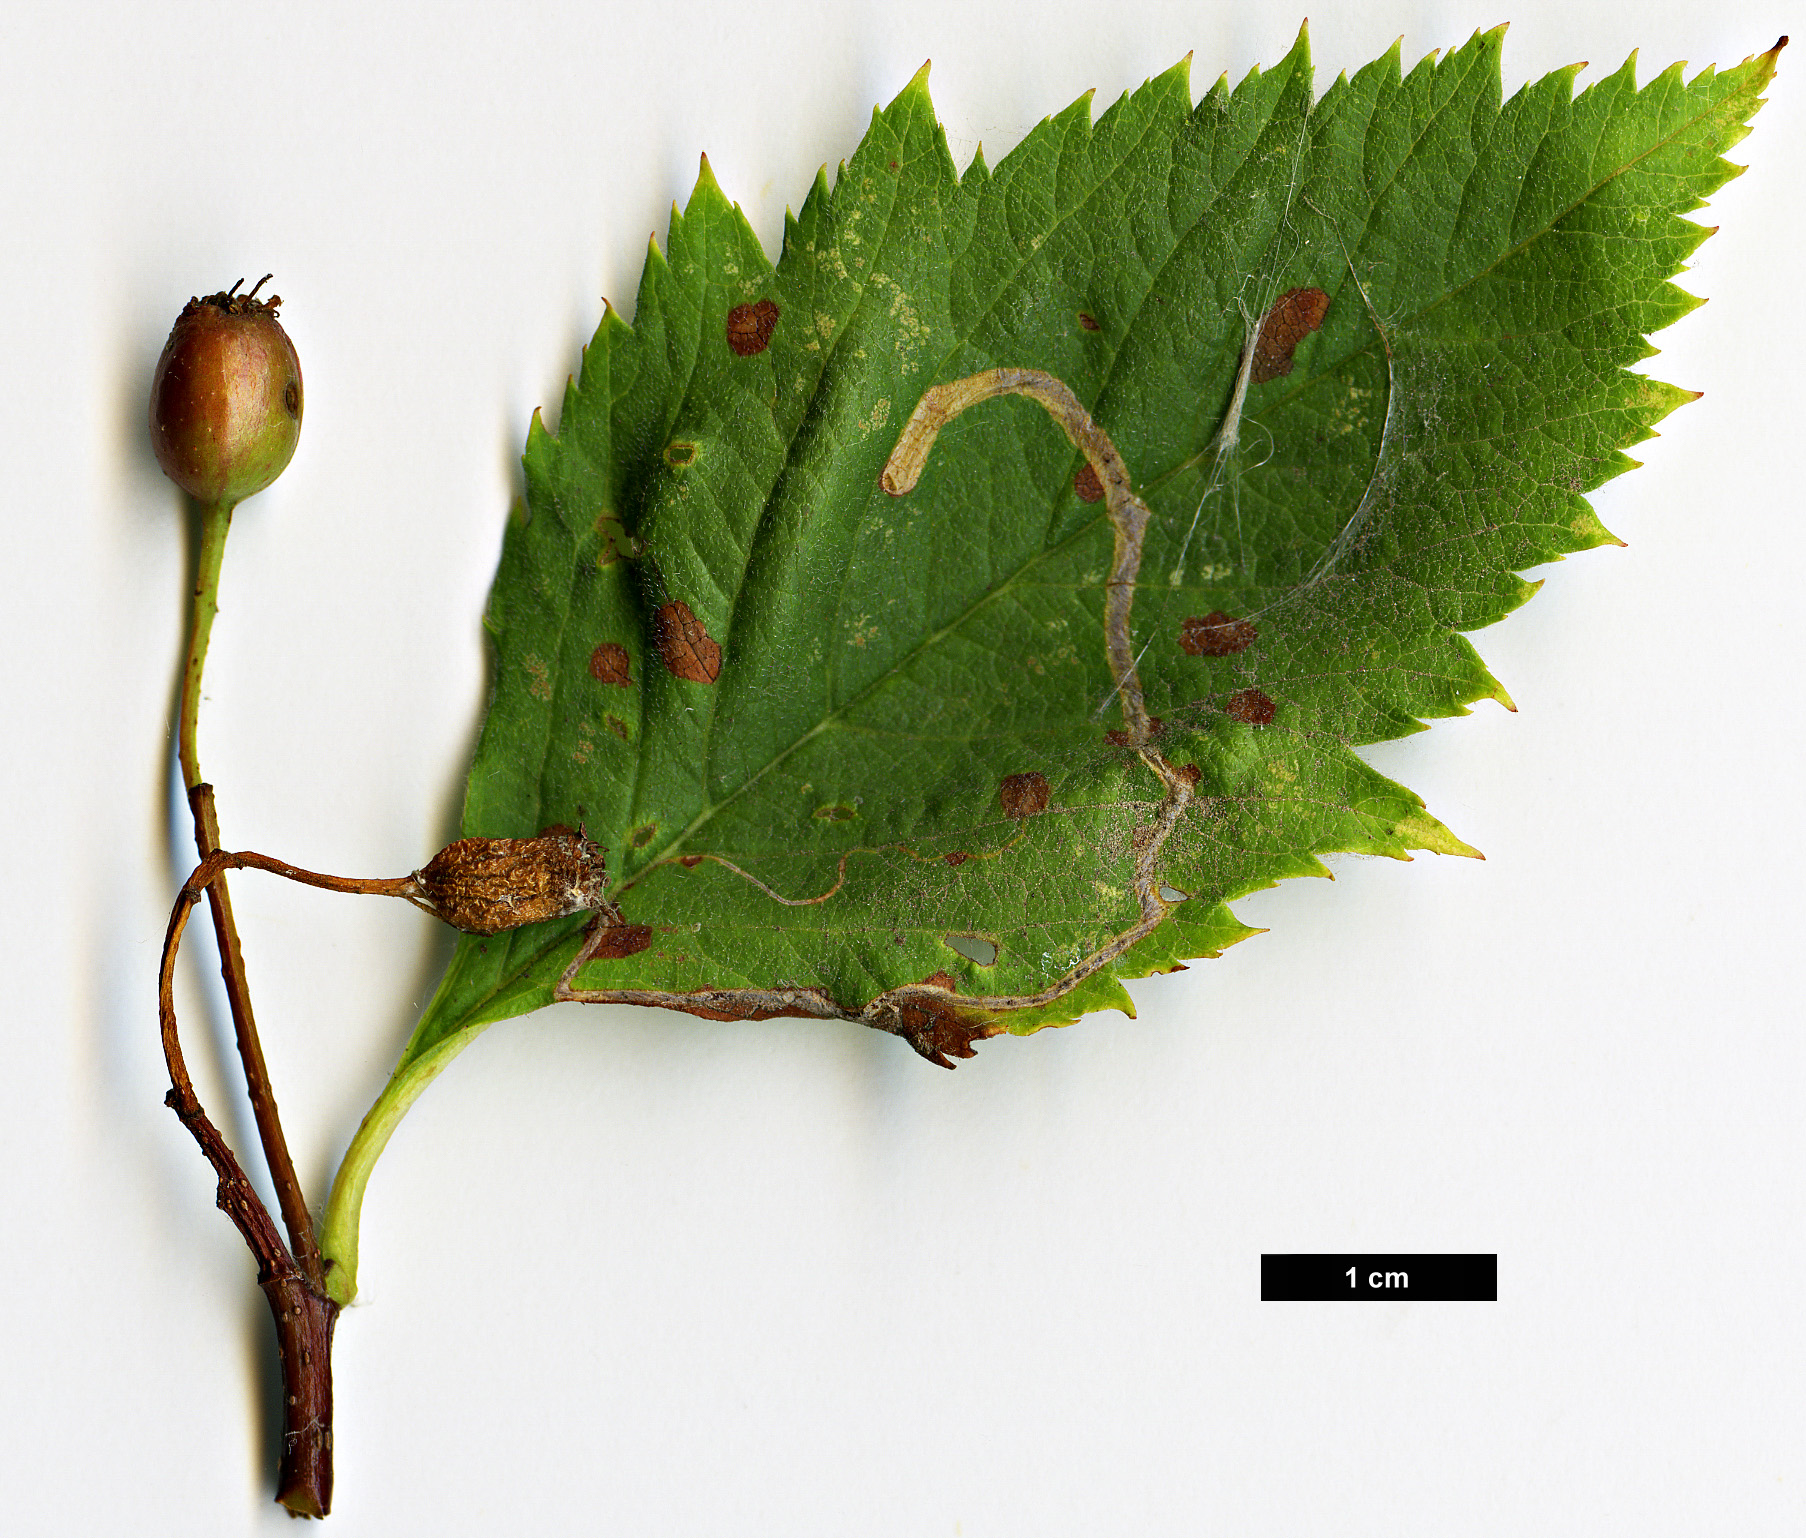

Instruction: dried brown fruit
[411,827,612,936]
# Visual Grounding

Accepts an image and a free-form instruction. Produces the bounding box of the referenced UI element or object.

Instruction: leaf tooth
[683,152,733,223]
[1395,810,1484,861]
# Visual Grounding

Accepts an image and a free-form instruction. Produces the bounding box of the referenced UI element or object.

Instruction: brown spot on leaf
[1179,611,1258,656]
[588,642,632,686]
[998,771,1050,818]
[1073,462,1104,503]
[725,298,780,357]
[587,923,654,960]
[679,855,704,869]
[605,714,630,741]
[654,600,722,683]
[663,440,698,468]
[1077,311,1101,331]
[1178,762,1202,786]
[1105,716,1164,747]
[895,995,1000,1069]
[943,851,970,867]
[629,822,658,849]
[1225,688,1276,726]
[1250,287,1330,383]
[813,803,857,822]
[920,970,959,991]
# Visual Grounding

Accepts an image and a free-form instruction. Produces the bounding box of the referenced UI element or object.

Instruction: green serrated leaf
[320,31,1779,1302]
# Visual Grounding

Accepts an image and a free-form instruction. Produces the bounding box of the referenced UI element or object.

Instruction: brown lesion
[654,600,722,683]
[1224,688,1276,726]
[1249,287,1330,383]
[892,993,1002,1068]
[1179,612,1257,657]
[998,771,1050,818]
[1105,716,1162,747]
[588,642,633,685]
[586,923,653,959]
[726,298,780,357]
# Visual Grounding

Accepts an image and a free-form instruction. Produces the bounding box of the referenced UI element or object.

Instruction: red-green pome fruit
[150,276,303,505]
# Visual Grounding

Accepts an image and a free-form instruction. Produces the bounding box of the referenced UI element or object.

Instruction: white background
[3,1,1801,1532]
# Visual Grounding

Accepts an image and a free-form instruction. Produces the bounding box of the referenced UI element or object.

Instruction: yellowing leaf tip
[1396,811,1484,861]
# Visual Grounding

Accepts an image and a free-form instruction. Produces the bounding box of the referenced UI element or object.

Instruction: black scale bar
[1262,1254,1497,1301]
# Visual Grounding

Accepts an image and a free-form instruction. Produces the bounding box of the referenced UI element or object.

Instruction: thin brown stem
[159,858,341,1518]
[185,785,327,1291]
[159,846,422,1515]
[178,498,325,1291]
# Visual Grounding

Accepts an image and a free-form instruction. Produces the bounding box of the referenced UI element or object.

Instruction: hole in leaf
[944,933,998,967]
[663,440,698,468]
[629,822,658,849]
[1159,884,1189,903]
